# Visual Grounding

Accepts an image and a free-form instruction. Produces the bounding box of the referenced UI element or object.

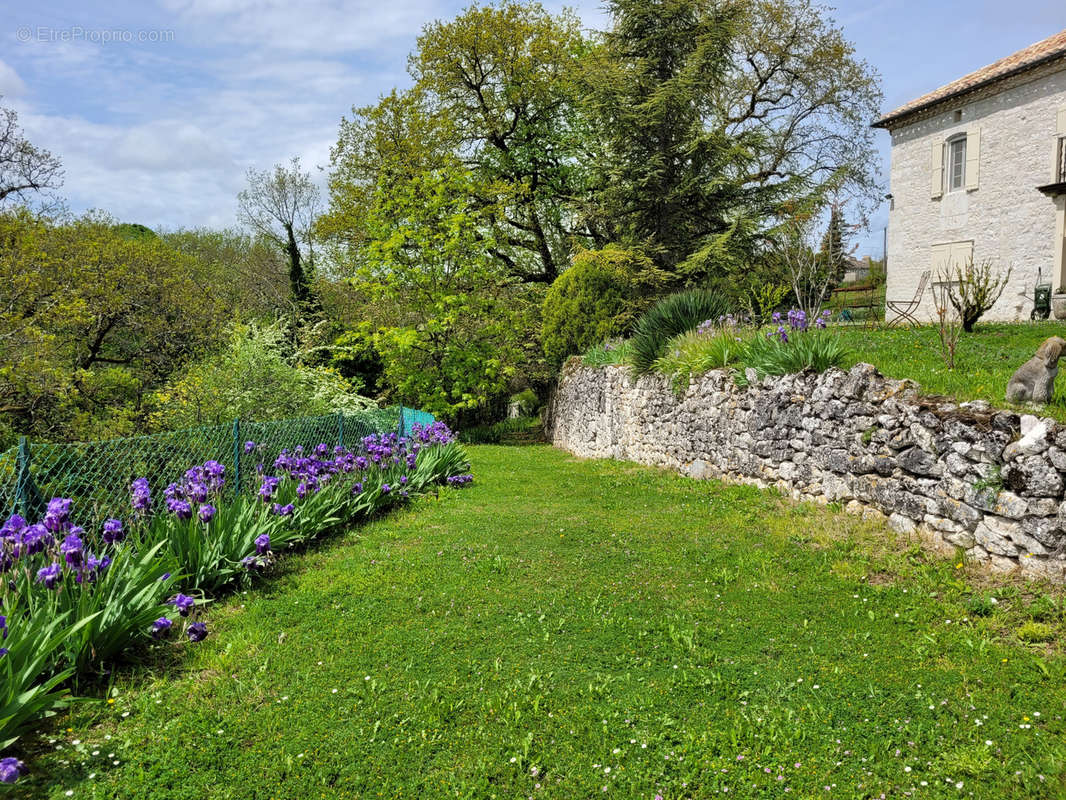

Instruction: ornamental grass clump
[653,328,749,394]
[736,308,847,386]
[629,289,732,375]
[0,420,470,784]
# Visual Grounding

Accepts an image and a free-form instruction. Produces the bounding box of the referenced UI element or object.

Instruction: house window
[1057,135,1066,183]
[947,136,967,192]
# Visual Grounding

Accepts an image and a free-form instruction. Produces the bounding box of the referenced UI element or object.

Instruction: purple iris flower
[36,562,62,589]
[271,503,294,517]
[258,476,280,501]
[352,482,363,494]
[254,534,270,555]
[102,518,124,544]
[381,484,391,494]
[0,514,26,540]
[43,497,73,533]
[151,617,172,639]
[198,504,217,524]
[171,593,195,617]
[20,524,51,555]
[131,478,152,513]
[0,757,27,784]
[60,532,85,567]
[169,500,193,521]
[86,554,111,576]
[187,622,208,642]
[244,440,256,453]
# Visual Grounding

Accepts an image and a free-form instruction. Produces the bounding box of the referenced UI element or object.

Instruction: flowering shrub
[0,421,469,782]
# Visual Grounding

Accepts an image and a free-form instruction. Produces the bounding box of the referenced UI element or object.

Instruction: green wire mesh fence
[0,406,434,531]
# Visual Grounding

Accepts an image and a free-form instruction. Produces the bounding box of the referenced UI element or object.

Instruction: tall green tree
[353,161,537,420]
[582,0,882,281]
[0,210,227,441]
[321,2,591,285]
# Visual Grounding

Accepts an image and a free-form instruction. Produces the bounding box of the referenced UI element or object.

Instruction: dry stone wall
[546,361,1066,582]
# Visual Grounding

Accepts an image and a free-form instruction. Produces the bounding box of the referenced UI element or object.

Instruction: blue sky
[1,1,1064,255]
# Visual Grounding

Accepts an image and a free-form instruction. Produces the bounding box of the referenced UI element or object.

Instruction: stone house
[875,29,1066,322]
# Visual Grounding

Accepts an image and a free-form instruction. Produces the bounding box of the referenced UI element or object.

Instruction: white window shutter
[931,142,944,199]
[951,240,974,270]
[1058,107,1066,134]
[966,129,980,190]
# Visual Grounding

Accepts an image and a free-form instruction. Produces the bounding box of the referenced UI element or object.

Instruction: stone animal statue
[1006,336,1066,403]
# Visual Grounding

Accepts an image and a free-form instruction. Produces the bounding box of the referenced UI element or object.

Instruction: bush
[150,322,380,429]
[629,289,731,375]
[542,246,666,368]
[582,339,632,367]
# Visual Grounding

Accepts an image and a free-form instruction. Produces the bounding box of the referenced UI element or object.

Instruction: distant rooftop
[873,28,1066,129]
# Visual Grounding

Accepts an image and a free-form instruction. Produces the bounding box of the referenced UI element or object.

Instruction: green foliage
[965,594,997,618]
[149,322,378,429]
[459,417,544,445]
[542,246,665,367]
[326,325,384,397]
[1015,620,1054,643]
[735,328,849,386]
[653,330,748,393]
[629,289,731,374]
[509,390,539,418]
[582,0,883,278]
[0,209,229,441]
[818,204,849,285]
[0,604,93,750]
[18,541,178,676]
[581,339,632,367]
[351,163,537,421]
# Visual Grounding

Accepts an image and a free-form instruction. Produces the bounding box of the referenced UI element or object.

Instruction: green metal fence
[1,406,434,530]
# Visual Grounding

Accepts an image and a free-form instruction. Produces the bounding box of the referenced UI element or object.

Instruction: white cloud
[0,59,27,97]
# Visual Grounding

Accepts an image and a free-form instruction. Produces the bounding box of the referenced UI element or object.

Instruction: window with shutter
[947,136,967,192]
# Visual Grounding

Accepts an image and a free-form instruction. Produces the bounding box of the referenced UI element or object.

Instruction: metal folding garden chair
[886,270,930,327]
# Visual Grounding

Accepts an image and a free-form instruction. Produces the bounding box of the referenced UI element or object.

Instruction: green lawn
[835,321,1066,420]
[13,446,1066,799]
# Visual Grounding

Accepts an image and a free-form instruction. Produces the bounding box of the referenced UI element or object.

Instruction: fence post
[397,406,405,439]
[232,419,241,495]
[15,436,30,519]
[337,412,344,450]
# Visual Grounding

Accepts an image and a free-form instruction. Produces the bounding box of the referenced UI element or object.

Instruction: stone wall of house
[546,361,1066,582]
[884,64,1066,323]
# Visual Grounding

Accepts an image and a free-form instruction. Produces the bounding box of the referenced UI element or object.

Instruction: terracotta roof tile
[874,28,1066,128]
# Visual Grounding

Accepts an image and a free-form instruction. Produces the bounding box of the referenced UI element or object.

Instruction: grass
[13,446,1066,799]
[834,321,1066,419]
